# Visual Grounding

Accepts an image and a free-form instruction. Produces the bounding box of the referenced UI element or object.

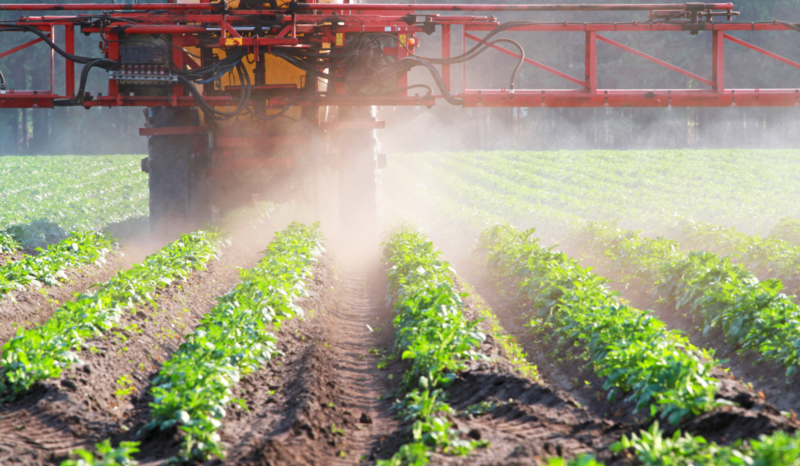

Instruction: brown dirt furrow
[0,229,270,465]
[430,359,628,465]
[220,261,401,466]
[0,251,130,348]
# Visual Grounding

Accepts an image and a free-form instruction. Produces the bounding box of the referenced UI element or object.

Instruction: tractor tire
[336,106,380,251]
[145,107,211,241]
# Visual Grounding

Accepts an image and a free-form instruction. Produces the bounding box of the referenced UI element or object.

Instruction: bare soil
[211,259,402,466]
[432,284,633,465]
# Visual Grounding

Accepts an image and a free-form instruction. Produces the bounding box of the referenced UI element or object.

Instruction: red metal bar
[462,89,800,108]
[586,31,597,93]
[0,33,48,60]
[465,32,586,88]
[712,30,724,92]
[463,23,796,32]
[596,34,713,87]
[179,49,201,70]
[107,31,119,100]
[65,24,74,97]
[299,3,735,12]
[0,4,217,10]
[49,25,54,94]
[442,24,451,92]
[462,27,467,92]
[723,33,800,70]
[215,136,306,148]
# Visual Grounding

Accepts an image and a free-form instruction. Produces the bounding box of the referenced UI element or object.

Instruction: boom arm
[0,1,798,112]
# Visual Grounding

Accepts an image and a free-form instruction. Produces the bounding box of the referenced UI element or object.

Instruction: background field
[0,155,148,248]
[383,149,800,245]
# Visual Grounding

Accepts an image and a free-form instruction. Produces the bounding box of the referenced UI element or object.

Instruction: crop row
[477,224,800,463]
[0,230,220,398]
[145,222,323,461]
[678,221,800,295]
[0,230,116,298]
[380,229,489,465]
[577,222,800,376]
[771,217,800,246]
[0,232,19,254]
[611,421,800,465]
[479,224,722,424]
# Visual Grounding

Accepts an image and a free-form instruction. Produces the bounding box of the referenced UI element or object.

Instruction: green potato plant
[0,230,220,398]
[145,222,323,461]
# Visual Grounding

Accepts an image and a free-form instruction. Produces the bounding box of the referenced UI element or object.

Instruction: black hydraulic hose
[54,58,117,106]
[485,38,524,90]
[0,25,117,68]
[0,69,5,90]
[368,83,433,97]
[404,57,463,105]
[178,62,251,120]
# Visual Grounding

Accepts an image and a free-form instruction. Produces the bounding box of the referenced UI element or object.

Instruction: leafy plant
[0,155,148,235]
[0,230,219,398]
[612,421,800,465]
[0,230,116,297]
[0,231,20,254]
[581,221,800,376]
[479,224,722,424]
[378,229,489,465]
[145,222,323,461]
[60,439,139,466]
[114,375,135,399]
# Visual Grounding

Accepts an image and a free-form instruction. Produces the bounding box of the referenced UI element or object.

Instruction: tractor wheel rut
[200,259,399,466]
[325,271,400,465]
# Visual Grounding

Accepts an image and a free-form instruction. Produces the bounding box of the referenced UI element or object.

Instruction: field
[1,150,800,465]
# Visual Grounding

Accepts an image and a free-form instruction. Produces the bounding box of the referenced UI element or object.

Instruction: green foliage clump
[0,231,21,254]
[60,439,139,466]
[0,230,219,398]
[146,222,323,461]
[581,221,800,377]
[770,217,800,247]
[0,230,116,297]
[479,224,721,424]
[0,155,148,233]
[612,422,800,466]
[379,229,489,465]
